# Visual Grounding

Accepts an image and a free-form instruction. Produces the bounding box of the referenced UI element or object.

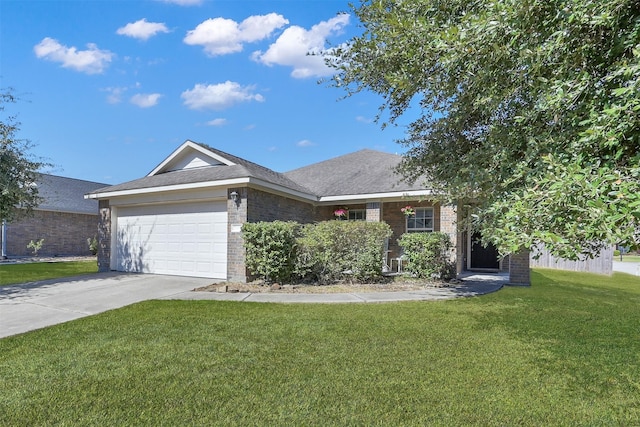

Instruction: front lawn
[618,254,640,263]
[0,261,98,286]
[1,269,639,425]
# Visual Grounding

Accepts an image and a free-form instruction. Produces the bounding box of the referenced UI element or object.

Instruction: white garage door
[115,201,227,279]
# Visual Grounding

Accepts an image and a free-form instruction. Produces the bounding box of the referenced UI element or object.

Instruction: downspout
[1,220,7,259]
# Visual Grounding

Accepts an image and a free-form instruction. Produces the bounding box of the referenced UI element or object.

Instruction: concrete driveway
[1,271,506,340]
[0,273,213,339]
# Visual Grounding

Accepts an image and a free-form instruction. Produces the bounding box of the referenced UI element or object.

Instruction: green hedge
[242,221,300,283]
[242,220,392,284]
[398,232,456,280]
[296,221,392,284]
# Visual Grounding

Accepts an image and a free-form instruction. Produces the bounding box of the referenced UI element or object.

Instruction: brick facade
[509,249,531,285]
[366,202,381,222]
[380,201,444,259]
[246,188,319,223]
[227,188,249,282]
[97,200,111,272]
[227,187,324,282]
[4,210,98,257]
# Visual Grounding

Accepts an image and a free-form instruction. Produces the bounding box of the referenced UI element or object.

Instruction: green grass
[618,254,640,263]
[0,261,98,286]
[1,269,639,425]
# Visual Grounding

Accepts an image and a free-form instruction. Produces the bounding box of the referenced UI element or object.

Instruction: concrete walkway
[1,272,506,339]
[164,273,507,304]
[613,261,640,276]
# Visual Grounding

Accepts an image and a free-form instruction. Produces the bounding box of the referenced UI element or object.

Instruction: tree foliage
[330,0,640,259]
[1,90,46,223]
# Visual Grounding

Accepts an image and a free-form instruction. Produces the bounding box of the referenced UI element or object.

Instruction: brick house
[86,140,529,284]
[1,174,108,258]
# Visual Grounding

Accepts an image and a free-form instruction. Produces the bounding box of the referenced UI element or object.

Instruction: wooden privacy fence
[530,244,614,275]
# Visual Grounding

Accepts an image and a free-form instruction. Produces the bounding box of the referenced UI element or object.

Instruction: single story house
[86,140,530,283]
[1,174,109,258]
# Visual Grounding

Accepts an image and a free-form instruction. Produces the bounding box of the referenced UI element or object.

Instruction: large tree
[330,0,639,259]
[1,90,45,223]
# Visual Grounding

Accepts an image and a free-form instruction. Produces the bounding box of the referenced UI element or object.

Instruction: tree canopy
[330,0,640,259]
[0,90,45,223]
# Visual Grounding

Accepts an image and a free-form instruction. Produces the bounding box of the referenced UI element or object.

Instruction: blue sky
[1,0,415,185]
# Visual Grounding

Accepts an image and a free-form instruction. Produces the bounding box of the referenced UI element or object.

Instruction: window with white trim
[348,209,366,221]
[406,207,434,232]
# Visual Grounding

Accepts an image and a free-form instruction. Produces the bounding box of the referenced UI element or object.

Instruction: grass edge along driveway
[1,268,639,425]
[0,261,98,286]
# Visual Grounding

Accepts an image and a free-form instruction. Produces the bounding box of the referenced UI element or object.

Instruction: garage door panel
[116,201,227,279]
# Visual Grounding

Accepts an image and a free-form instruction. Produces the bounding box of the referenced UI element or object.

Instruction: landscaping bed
[194,277,458,294]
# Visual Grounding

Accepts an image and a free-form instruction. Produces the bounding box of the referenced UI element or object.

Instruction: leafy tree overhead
[330,0,639,259]
[0,90,46,223]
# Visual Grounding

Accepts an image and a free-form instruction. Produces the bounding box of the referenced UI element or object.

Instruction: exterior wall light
[230,191,239,203]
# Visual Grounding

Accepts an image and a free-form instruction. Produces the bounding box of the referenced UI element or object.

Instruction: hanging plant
[334,207,348,219]
[401,205,415,216]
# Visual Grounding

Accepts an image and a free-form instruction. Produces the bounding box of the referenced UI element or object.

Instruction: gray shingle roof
[87,142,314,196]
[284,149,425,197]
[36,174,109,214]
[87,143,427,200]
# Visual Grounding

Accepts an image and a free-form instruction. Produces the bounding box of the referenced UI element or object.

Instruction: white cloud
[184,13,288,56]
[158,0,203,5]
[206,118,228,126]
[356,115,373,124]
[252,14,349,78]
[117,19,169,41]
[34,37,113,74]
[296,139,315,147]
[181,81,265,110]
[103,86,128,104]
[130,93,162,108]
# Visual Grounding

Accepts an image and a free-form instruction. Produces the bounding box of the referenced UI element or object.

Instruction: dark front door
[470,232,500,270]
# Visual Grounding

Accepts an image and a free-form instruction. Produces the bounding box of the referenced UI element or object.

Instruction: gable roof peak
[148,140,236,176]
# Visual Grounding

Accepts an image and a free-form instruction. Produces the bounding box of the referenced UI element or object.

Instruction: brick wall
[5,210,98,257]
[509,249,531,285]
[97,200,111,272]
[228,187,330,282]
[246,188,319,223]
[382,201,442,259]
[227,188,248,282]
[366,202,381,222]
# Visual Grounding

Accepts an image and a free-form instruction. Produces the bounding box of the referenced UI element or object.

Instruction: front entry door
[470,232,500,270]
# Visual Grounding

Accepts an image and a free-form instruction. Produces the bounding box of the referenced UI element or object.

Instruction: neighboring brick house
[87,140,527,283]
[1,174,108,257]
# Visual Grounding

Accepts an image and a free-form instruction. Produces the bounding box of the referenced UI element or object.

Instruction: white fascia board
[85,177,250,199]
[147,140,236,177]
[318,189,433,203]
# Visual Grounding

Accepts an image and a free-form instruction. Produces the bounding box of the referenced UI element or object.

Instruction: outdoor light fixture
[230,191,239,203]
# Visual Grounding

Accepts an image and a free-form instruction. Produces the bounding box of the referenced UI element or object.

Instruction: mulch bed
[194,277,459,294]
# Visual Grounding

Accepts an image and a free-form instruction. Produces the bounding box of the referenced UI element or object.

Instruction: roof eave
[85,177,319,202]
[318,189,433,203]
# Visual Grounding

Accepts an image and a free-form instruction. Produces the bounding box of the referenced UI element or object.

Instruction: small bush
[242,221,299,283]
[296,221,392,284]
[87,236,98,255]
[27,238,44,256]
[398,232,456,280]
[614,249,620,257]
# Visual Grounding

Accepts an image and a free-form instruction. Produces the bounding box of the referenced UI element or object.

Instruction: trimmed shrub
[242,221,299,283]
[296,220,392,284]
[398,232,456,280]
